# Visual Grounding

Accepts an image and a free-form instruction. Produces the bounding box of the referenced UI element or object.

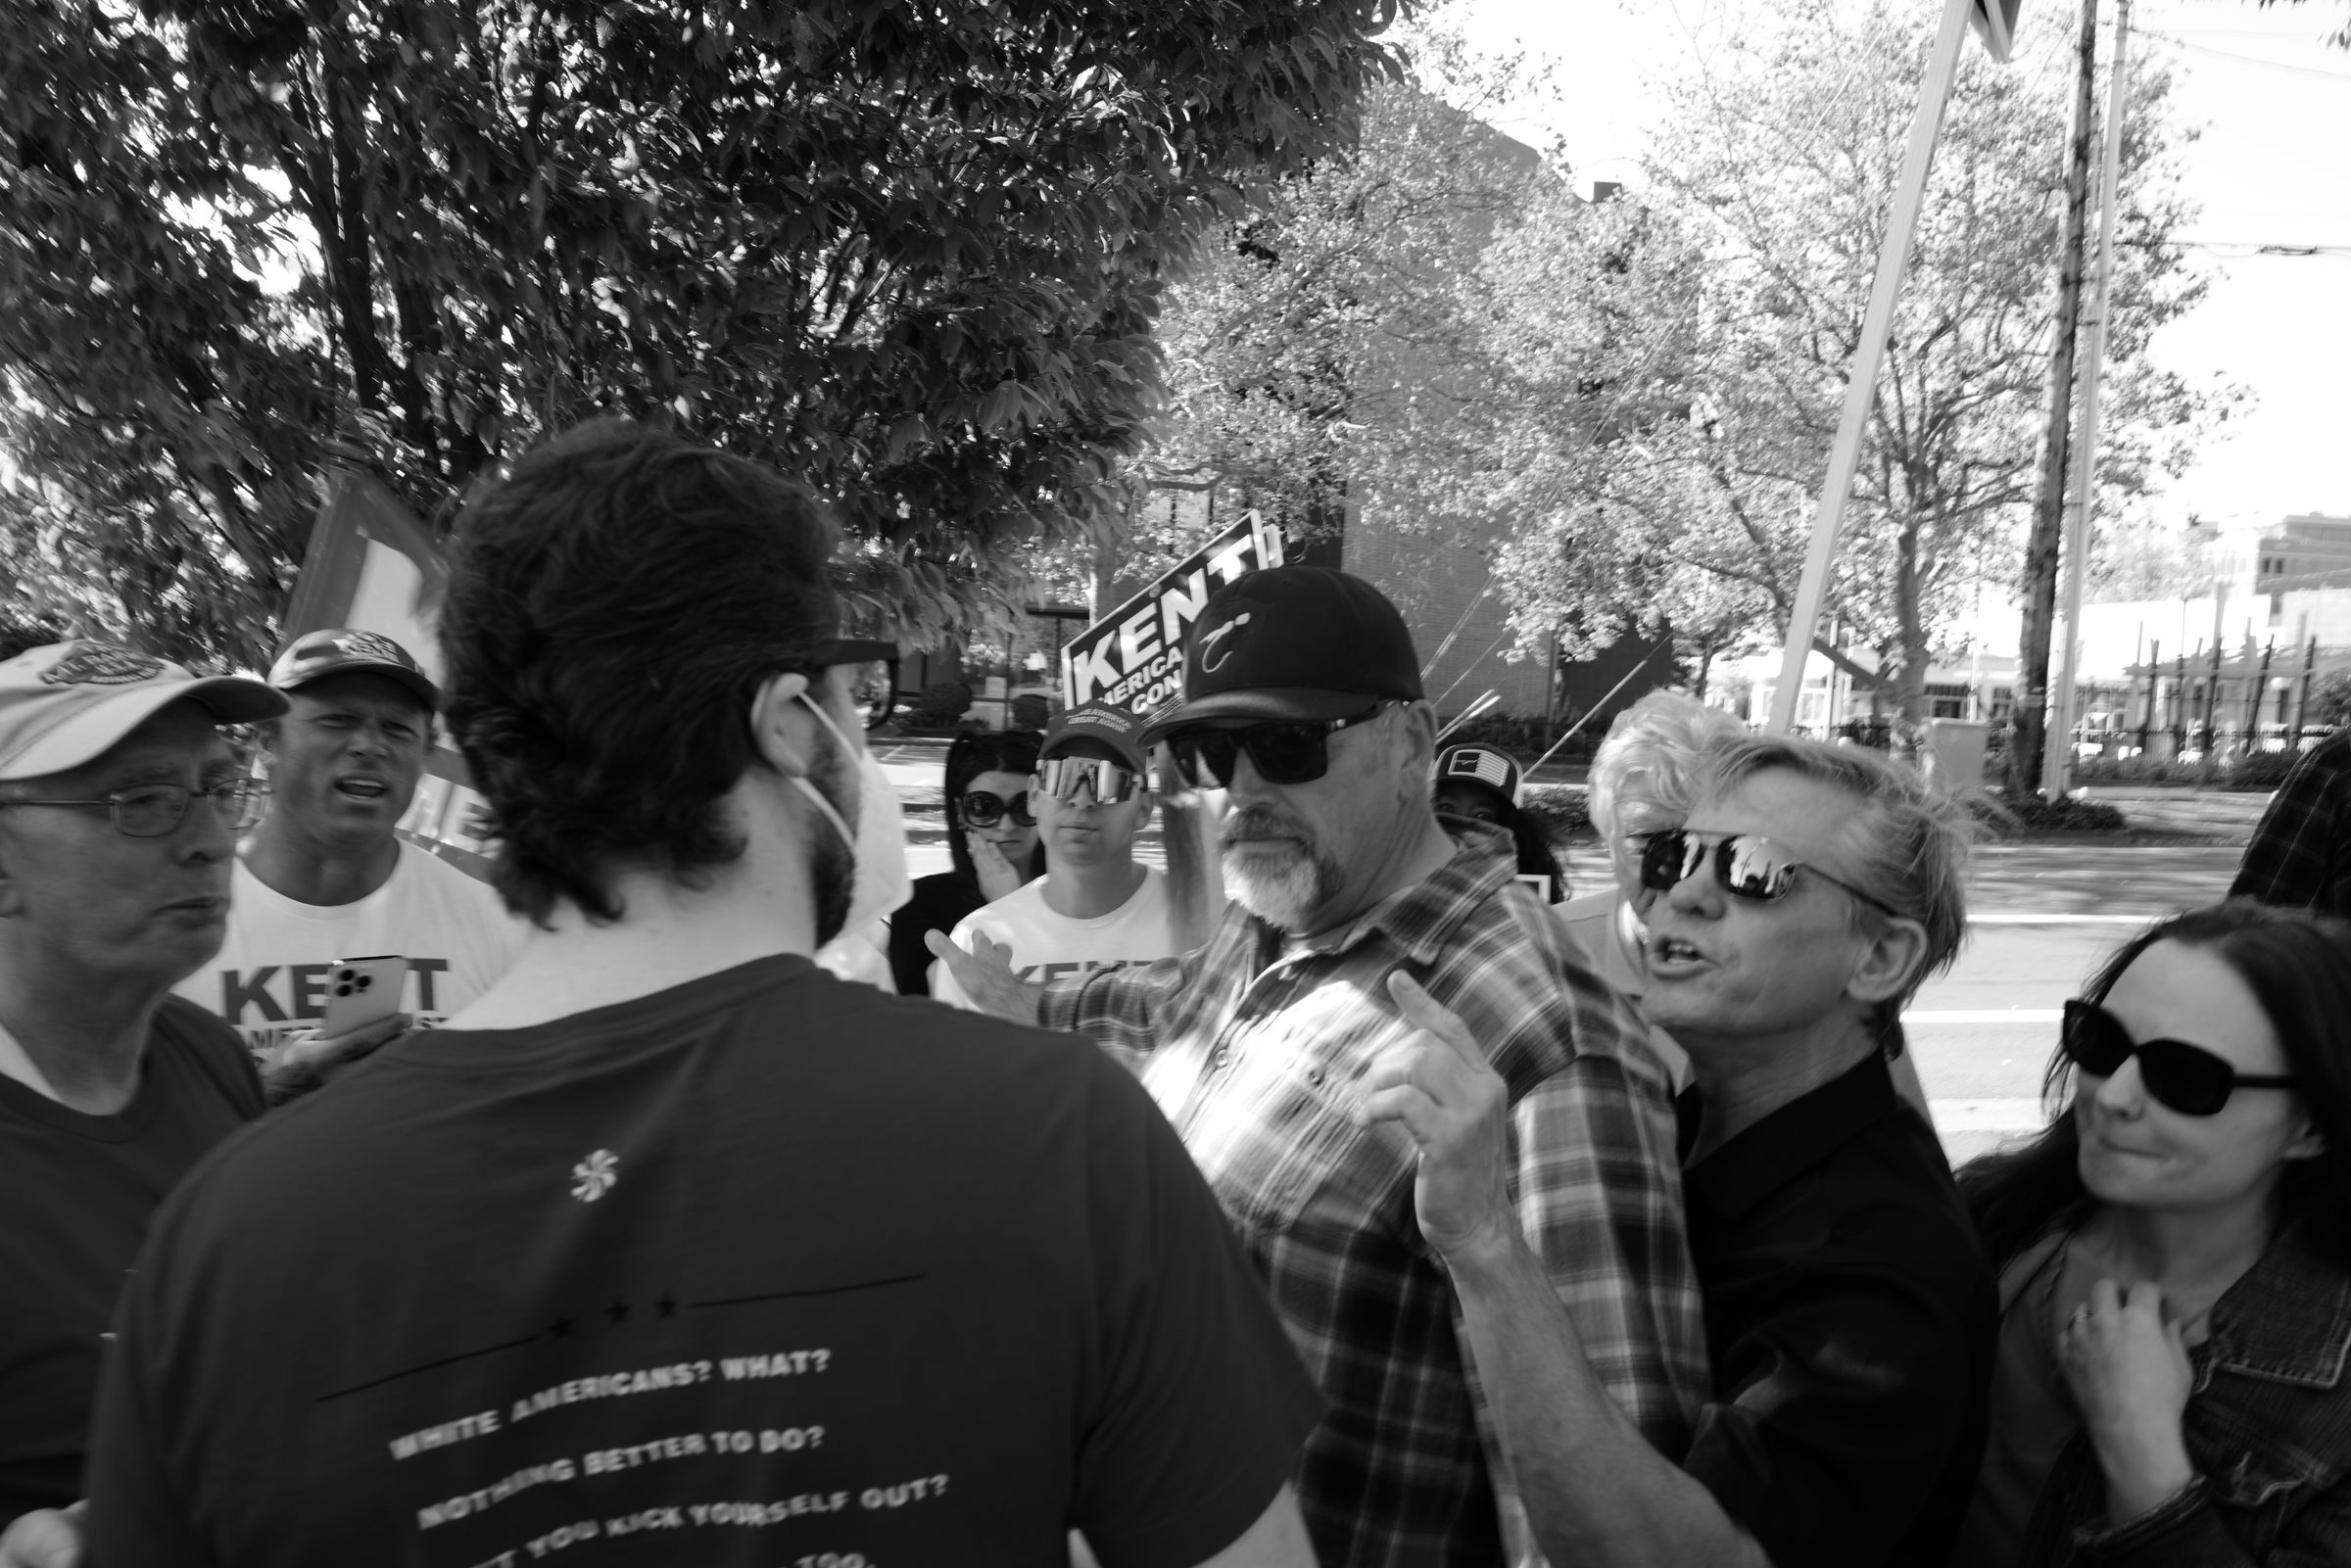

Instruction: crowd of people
[1,418,2347,1567]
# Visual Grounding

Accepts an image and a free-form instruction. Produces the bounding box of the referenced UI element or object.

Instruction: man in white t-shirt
[172,629,523,1067]
[934,702,1177,1007]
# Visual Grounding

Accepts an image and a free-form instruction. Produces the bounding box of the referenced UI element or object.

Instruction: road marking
[1969,914,2161,926]
[1927,1099,2049,1132]
[1903,1009,2062,1024]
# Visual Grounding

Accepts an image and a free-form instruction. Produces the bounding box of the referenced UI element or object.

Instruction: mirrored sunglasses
[959,788,1034,829]
[1034,756,1139,805]
[2061,998,2295,1117]
[1638,828,1908,921]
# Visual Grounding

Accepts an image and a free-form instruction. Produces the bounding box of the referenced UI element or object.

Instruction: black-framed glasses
[1638,828,1910,922]
[0,779,270,838]
[1034,756,1140,806]
[2061,998,2295,1117]
[960,788,1035,829]
[1163,704,1390,789]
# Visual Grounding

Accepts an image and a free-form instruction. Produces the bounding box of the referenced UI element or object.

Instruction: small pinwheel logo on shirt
[569,1149,619,1203]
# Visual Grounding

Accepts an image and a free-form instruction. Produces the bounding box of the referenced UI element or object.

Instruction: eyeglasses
[1163,704,1389,789]
[790,641,902,733]
[0,779,271,838]
[1638,829,1910,922]
[2061,998,2295,1117]
[959,788,1035,829]
[1034,756,1140,806]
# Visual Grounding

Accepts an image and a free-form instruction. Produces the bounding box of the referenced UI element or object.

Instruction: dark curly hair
[1960,900,2351,1272]
[439,420,839,925]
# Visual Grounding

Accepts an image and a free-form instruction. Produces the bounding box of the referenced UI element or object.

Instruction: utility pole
[2007,0,2102,796]
[2042,0,2132,798]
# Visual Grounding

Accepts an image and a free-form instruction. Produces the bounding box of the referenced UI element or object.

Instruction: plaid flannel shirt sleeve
[1509,1040,1710,1457]
[1038,949,1197,1069]
[2231,737,2351,919]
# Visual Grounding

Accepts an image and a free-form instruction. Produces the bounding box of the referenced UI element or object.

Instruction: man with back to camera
[171,628,523,1082]
[82,421,1326,1568]
[934,564,1708,1568]
[0,643,281,1550]
[933,701,1179,1007]
[1360,733,1995,1568]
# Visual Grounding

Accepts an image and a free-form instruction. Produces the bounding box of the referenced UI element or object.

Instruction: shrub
[909,680,973,729]
[1519,784,1593,846]
[2224,748,2298,790]
[1968,793,2130,834]
[1008,692,1050,731]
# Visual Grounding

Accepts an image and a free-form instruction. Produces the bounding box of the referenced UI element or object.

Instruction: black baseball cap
[1141,565,1422,740]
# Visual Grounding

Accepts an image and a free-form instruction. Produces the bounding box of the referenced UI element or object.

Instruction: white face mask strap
[792,689,858,851]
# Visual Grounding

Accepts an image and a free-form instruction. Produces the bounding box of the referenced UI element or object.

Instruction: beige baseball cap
[0,641,288,782]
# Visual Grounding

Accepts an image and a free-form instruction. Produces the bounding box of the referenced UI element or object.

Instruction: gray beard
[1222,838,1340,932]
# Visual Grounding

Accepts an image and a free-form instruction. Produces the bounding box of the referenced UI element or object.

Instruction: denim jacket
[2009,1213,2351,1567]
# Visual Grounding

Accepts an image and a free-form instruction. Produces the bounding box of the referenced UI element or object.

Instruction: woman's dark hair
[941,729,1045,887]
[440,420,840,925]
[1959,899,2351,1270]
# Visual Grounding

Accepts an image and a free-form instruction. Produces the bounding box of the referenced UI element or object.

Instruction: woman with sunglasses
[885,729,1045,995]
[1951,901,2351,1566]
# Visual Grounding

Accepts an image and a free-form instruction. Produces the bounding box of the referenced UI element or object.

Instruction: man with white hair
[936,564,1707,1568]
[1363,734,1994,1568]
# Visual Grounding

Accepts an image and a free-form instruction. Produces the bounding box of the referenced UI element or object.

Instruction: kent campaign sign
[1061,513,1285,714]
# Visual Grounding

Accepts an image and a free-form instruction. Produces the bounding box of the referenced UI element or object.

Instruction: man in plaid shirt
[2231,730,2351,918]
[935,566,1707,1567]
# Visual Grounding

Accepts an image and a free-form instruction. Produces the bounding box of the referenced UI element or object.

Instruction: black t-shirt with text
[88,957,1322,1568]
[0,998,262,1517]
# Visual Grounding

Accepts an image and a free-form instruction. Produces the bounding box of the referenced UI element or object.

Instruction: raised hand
[969,831,1026,902]
[2059,1277,2198,1523]
[1355,971,1514,1262]
[925,929,1043,1025]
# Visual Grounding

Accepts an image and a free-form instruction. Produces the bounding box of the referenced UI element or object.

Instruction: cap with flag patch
[1434,743,1523,810]
[0,641,287,782]
[268,628,440,710]
[1140,565,1423,741]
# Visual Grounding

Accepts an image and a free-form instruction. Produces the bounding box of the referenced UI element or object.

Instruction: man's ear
[745,671,822,780]
[1844,917,1932,1009]
[1397,700,1440,774]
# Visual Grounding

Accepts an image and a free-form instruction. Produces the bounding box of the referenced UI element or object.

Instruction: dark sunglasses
[1638,829,1910,922]
[1164,704,1389,789]
[2061,998,2295,1117]
[1034,756,1140,805]
[959,789,1035,829]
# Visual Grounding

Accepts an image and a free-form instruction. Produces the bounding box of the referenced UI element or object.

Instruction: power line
[2130,22,2351,81]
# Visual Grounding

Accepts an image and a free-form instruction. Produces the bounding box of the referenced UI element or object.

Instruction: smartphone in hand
[319,955,409,1037]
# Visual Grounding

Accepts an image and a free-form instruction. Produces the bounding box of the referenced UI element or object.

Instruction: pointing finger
[1387,971,1486,1070]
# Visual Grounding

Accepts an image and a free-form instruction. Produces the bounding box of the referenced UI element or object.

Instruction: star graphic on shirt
[546,1316,575,1341]
[654,1293,680,1319]
[569,1148,619,1203]
[605,1301,631,1325]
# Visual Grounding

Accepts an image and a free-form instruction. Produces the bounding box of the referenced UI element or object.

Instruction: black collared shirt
[1677,1050,1996,1568]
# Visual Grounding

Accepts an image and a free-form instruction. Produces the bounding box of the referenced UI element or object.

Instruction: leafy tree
[1132,48,1553,581]
[0,0,1415,664]
[1490,0,2222,730]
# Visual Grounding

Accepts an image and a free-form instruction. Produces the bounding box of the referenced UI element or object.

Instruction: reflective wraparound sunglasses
[1638,828,1911,922]
[959,788,1035,829]
[2061,998,2295,1117]
[1163,703,1389,789]
[0,779,270,838]
[1034,756,1140,805]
